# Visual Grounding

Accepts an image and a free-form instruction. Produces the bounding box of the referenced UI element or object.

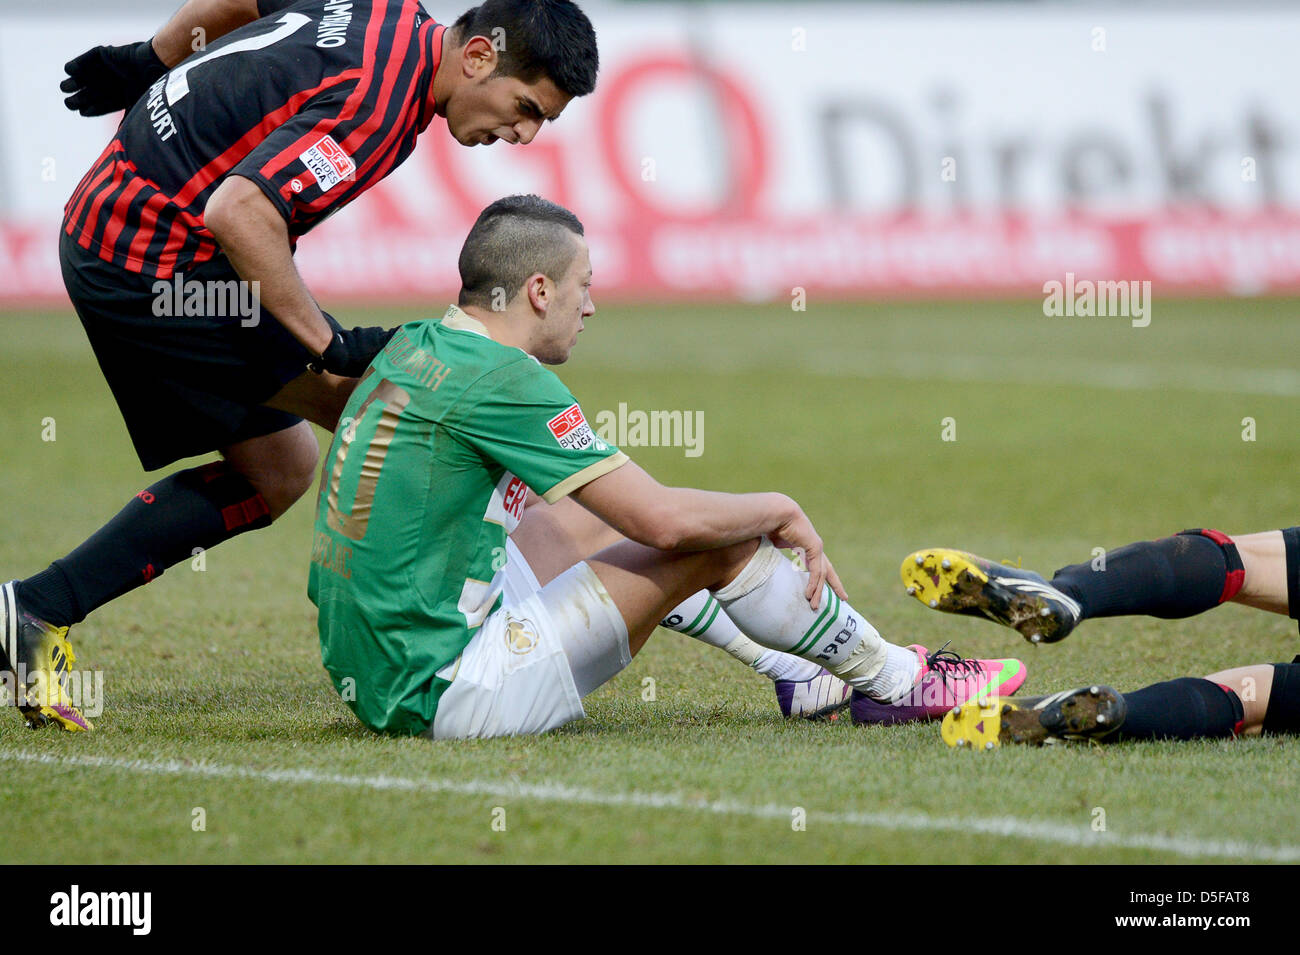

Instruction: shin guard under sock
[1050,529,1243,621]
[1116,677,1244,741]
[712,538,915,697]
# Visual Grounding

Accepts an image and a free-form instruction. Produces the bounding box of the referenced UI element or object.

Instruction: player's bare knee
[274,435,321,512]
[226,428,320,520]
[1204,664,1273,734]
[286,440,321,498]
[259,468,316,521]
[1231,530,1288,612]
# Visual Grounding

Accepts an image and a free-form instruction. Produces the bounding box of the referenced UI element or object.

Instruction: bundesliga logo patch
[547,404,596,451]
[299,134,355,192]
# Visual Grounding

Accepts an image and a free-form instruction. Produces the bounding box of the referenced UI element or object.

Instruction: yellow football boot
[901,548,1082,644]
[1,581,93,731]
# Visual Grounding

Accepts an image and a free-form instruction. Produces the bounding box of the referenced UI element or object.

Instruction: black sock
[15,462,272,626]
[1115,677,1243,742]
[1049,529,1243,620]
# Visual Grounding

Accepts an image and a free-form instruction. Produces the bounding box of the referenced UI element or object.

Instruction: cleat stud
[915,555,924,566]
[956,738,967,747]
[928,599,938,608]
[941,558,952,570]
[906,586,917,596]
[1039,606,1051,617]
[1096,714,1107,724]
[1029,633,1042,644]
[951,706,962,717]
[984,741,995,750]
[1002,704,1013,715]
[1089,686,1100,696]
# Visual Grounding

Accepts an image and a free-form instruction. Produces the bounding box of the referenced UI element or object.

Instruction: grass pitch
[1,297,1299,864]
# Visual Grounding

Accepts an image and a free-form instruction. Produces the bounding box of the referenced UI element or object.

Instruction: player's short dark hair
[452,0,599,97]
[458,194,586,309]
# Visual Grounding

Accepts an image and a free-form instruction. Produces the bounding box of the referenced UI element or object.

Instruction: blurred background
[3,0,1298,305]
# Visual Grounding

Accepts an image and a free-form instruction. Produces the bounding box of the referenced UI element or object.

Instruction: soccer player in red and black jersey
[0,0,597,731]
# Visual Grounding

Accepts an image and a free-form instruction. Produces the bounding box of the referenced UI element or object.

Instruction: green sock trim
[790,588,840,655]
[685,599,722,636]
[679,597,715,635]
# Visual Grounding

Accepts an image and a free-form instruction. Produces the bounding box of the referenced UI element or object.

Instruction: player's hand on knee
[61,41,168,117]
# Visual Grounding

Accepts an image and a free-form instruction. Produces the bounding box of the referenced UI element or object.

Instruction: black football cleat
[942,685,1126,749]
[900,549,1082,644]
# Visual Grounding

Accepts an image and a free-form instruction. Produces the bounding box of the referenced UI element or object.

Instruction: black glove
[308,326,398,378]
[61,41,168,117]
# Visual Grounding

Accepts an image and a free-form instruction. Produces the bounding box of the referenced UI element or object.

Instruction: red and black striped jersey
[64,0,446,279]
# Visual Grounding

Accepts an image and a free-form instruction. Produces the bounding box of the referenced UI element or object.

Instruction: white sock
[660,591,740,648]
[752,648,823,682]
[712,538,919,699]
[660,591,822,682]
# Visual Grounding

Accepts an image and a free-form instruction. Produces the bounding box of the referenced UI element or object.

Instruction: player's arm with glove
[61,0,269,116]
[203,176,394,377]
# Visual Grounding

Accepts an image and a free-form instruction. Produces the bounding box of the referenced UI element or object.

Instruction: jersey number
[325,378,412,542]
[167,12,313,104]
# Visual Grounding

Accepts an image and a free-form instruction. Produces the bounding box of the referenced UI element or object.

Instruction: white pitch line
[5,748,1298,862]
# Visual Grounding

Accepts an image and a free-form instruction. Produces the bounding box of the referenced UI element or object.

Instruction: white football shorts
[429,538,631,740]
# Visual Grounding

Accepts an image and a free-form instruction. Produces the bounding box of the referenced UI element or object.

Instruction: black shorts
[59,230,335,471]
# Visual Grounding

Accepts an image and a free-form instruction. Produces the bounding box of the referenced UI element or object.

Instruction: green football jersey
[308,306,627,735]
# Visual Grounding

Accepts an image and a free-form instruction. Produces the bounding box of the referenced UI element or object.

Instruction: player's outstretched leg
[902,528,1253,644]
[5,423,316,729]
[941,660,1300,748]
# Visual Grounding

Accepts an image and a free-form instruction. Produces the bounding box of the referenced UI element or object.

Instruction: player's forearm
[204,177,335,356]
[650,488,799,551]
[573,462,801,553]
[151,0,264,68]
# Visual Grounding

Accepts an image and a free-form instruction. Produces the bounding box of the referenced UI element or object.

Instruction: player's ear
[524,273,550,315]
[461,35,498,79]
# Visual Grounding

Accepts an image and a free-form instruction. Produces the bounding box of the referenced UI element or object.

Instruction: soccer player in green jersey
[309,195,1025,739]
